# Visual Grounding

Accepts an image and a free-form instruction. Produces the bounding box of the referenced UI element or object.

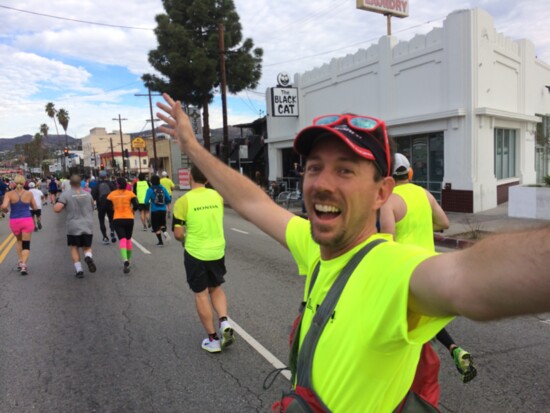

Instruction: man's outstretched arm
[157,93,294,247]
[409,225,550,321]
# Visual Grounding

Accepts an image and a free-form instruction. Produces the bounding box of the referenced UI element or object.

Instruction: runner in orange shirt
[107,177,138,274]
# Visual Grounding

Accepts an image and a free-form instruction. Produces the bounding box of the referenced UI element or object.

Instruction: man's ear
[374,176,395,209]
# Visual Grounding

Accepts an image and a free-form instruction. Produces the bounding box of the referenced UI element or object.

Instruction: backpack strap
[294,239,386,391]
[288,263,320,382]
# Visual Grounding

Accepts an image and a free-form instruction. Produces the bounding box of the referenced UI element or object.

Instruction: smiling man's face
[303,135,393,259]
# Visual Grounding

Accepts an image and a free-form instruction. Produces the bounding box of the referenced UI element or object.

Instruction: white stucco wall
[266,8,550,212]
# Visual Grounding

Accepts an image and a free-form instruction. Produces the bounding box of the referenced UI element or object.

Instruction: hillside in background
[0,134,78,152]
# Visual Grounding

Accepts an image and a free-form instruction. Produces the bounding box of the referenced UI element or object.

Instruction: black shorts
[67,234,93,247]
[113,219,134,240]
[184,250,226,293]
[151,210,166,232]
[49,190,58,194]
[137,203,149,212]
[31,209,41,217]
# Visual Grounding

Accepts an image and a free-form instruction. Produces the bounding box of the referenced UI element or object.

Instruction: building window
[394,132,444,202]
[494,129,517,179]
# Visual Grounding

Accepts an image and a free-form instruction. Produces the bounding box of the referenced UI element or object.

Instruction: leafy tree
[45,102,60,136]
[143,0,263,159]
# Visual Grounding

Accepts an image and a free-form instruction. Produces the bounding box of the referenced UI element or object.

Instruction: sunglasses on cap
[311,114,391,177]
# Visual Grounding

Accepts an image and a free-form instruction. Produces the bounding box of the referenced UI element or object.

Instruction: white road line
[228,317,291,381]
[131,238,151,255]
[542,319,550,325]
[231,228,249,234]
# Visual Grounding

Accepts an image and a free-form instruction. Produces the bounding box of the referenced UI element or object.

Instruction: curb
[434,233,475,249]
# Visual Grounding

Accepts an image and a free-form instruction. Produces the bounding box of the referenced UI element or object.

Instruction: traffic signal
[100,163,105,170]
[63,147,69,157]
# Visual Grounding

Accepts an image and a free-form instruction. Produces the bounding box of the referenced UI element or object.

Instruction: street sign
[239,145,248,159]
[271,87,299,117]
[132,137,146,149]
[178,168,190,190]
[356,0,409,18]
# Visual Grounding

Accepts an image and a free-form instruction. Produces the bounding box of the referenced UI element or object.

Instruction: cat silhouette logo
[277,72,290,87]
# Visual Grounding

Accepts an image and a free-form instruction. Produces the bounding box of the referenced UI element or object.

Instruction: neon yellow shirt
[393,183,434,251]
[135,180,149,204]
[173,187,225,261]
[286,216,452,412]
[160,177,175,195]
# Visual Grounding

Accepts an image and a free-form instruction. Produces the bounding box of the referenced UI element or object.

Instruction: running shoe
[75,270,84,279]
[37,222,42,230]
[20,264,28,276]
[84,256,97,273]
[452,347,477,383]
[219,320,235,348]
[16,261,23,271]
[201,337,221,353]
[162,231,171,242]
[123,260,130,274]
[102,237,110,245]
[156,242,164,247]
[143,226,148,232]
[110,232,117,243]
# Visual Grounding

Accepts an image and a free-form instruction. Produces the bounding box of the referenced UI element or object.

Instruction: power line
[0,4,155,31]
[263,16,447,68]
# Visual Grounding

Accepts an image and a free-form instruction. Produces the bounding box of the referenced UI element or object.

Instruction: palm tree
[45,102,60,136]
[57,108,70,139]
[57,108,70,172]
[40,123,49,137]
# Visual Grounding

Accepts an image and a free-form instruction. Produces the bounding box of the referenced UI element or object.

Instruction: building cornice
[386,109,467,126]
[475,107,541,123]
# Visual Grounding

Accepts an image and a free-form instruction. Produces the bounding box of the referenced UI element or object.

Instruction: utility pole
[92,147,97,177]
[135,88,161,174]
[219,22,229,164]
[113,114,128,177]
[109,137,115,174]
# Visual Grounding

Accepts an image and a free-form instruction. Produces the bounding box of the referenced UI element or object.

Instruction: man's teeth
[315,204,340,213]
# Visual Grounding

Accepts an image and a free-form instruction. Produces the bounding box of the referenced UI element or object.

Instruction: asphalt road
[0,203,549,412]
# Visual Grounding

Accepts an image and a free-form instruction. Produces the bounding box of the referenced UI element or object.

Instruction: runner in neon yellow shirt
[160,171,175,218]
[158,93,550,412]
[172,165,235,354]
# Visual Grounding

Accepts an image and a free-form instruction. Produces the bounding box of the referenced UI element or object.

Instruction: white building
[266,8,550,213]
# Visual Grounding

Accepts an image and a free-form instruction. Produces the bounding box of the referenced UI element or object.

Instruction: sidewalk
[435,202,549,248]
[288,202,549,249]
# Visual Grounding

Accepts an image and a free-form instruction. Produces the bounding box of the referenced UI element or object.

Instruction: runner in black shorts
[184,250,226,292]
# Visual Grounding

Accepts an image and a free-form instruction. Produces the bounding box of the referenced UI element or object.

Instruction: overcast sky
[0,0,548,140]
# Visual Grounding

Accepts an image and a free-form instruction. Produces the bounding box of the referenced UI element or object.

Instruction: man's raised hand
[156,93,196,151]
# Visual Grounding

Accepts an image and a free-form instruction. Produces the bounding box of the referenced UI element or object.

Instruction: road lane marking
[231,228,249,234]
[542,319,550,326]
[131,238,151,255]
[0,233,14,251]
[0,234,16,264]
[228,317,291,381]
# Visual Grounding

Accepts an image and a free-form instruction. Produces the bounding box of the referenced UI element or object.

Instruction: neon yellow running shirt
[173,187,225,261]
[393,183,435,251]
[160,177,175,195]
[286,216,452,412]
